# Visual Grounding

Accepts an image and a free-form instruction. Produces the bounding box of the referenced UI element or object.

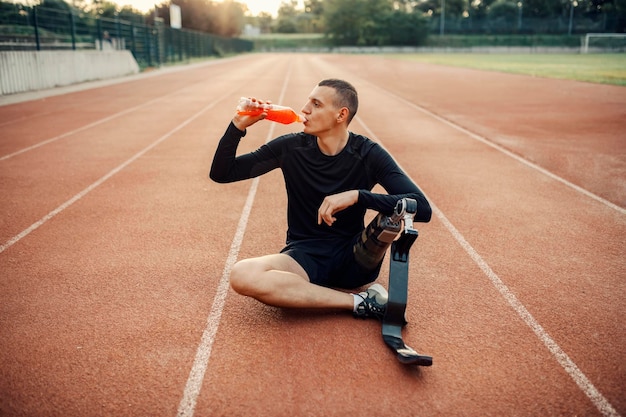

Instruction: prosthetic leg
[354,198,433,366]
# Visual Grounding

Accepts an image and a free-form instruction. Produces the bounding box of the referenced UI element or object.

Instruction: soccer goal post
[581,33,626,53]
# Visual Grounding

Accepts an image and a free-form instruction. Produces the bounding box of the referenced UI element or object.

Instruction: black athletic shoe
[353,283,388,320]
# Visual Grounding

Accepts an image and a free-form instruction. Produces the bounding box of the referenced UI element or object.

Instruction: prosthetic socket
[353,198,418,270]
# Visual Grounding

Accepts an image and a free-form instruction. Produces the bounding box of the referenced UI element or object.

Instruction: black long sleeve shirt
[210,122,431,244]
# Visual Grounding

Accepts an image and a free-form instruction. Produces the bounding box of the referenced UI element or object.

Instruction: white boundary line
[0,55,250,107]
[0,81,213,162]
[175,175,260,417]
[365,82,626,215]
[176,63,293,417]
[432,201,620,417]
[357,117,620,417]
[0,56,254,161]
[0,94,171,161]
[0,89,235,255]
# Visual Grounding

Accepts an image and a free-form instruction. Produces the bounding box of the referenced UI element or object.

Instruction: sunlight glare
[117,0,304,16]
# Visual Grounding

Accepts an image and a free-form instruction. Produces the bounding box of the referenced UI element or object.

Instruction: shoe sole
[368,283,388,301]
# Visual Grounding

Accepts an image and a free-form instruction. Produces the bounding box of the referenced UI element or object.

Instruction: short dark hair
[318,79,358,124]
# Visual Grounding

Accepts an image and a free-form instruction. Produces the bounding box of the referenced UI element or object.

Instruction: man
[210,79,431,319]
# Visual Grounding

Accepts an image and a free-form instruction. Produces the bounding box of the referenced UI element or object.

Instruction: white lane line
[365,81,625,215]
[433,202,620,417]
[0,90,182,162]
[0,54,253,161]
[358,117,620,417]
[176,60,293,417]
[0,55,250,108]
[0,90,234,255]
[175,175,260,417]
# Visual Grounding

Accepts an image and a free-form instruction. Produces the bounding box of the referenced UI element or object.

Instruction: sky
[118,0,304,16]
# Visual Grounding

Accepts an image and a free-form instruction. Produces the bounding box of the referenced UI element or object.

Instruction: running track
[0,53,624,417]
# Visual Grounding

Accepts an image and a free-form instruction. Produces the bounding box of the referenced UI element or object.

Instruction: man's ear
[337,107,350,124]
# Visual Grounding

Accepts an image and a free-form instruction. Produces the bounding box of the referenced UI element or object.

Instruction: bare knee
[230,259,263,297]
[229,254,309,303]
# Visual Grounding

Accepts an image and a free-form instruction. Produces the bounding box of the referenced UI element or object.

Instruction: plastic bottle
[237,97,303,124]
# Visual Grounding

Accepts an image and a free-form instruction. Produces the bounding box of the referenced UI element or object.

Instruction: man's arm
[359,144,431,223]
[210,98,276,183]
[232,98,268,131]
[316,173,431,227]
[358,187,431,223]
[317,144,431,225]
[210,121,287,184]
[209,122,247,183]
[317,190,359,227]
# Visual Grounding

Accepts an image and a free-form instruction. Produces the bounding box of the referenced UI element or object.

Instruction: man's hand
[317,190,359,226]
[232,97,270,131]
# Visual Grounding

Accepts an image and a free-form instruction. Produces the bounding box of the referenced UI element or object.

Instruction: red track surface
[1,54,624,417]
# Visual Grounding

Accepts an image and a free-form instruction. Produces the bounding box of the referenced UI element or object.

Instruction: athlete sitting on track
[210,79,431,319]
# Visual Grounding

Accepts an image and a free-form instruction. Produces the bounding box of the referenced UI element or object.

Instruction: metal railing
[0,5,253,67]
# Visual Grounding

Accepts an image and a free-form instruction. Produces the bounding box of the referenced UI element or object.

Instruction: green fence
[0,5,253,67]
[430,14,620,35]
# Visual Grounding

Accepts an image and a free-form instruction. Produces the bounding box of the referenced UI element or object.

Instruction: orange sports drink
[237,97,303,124]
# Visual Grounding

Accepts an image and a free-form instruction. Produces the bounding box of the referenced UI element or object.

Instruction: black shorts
[280,235,383,289]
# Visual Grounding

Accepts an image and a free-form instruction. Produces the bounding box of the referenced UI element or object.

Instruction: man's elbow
[416,197,432,223]
[209,169,227,183]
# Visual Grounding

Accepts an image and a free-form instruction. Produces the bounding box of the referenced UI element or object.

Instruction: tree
[89,0,119,18]
[117,5,145,23]
[255,11,273,33]
[215,0,245,36]
[324,0,394,45]
[303,0,324,32]
[467,0,499,19]
[40,0,71,12]
[305,0,324,15]
[603,0,626,31]
[0,2,28,26]
[171,0,216,32]
[522,0,564,17]
[393,0,420,11]
[275,0,299,33]
[385,9,428,44]
[487,0,519,30]
[25,0,72,35]
[416,0,468,19]
[323,0,429,45]
[156,0,245,36]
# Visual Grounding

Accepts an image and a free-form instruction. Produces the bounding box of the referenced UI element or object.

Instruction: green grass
[243,33,626,86]
[423,34,581,47]
[244,33,326,49]
[386,54,626,86]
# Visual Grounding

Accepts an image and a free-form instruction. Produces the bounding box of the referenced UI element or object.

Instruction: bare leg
[230,254,354,310]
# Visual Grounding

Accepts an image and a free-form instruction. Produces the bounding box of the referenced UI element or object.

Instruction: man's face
[300,85,343,135]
